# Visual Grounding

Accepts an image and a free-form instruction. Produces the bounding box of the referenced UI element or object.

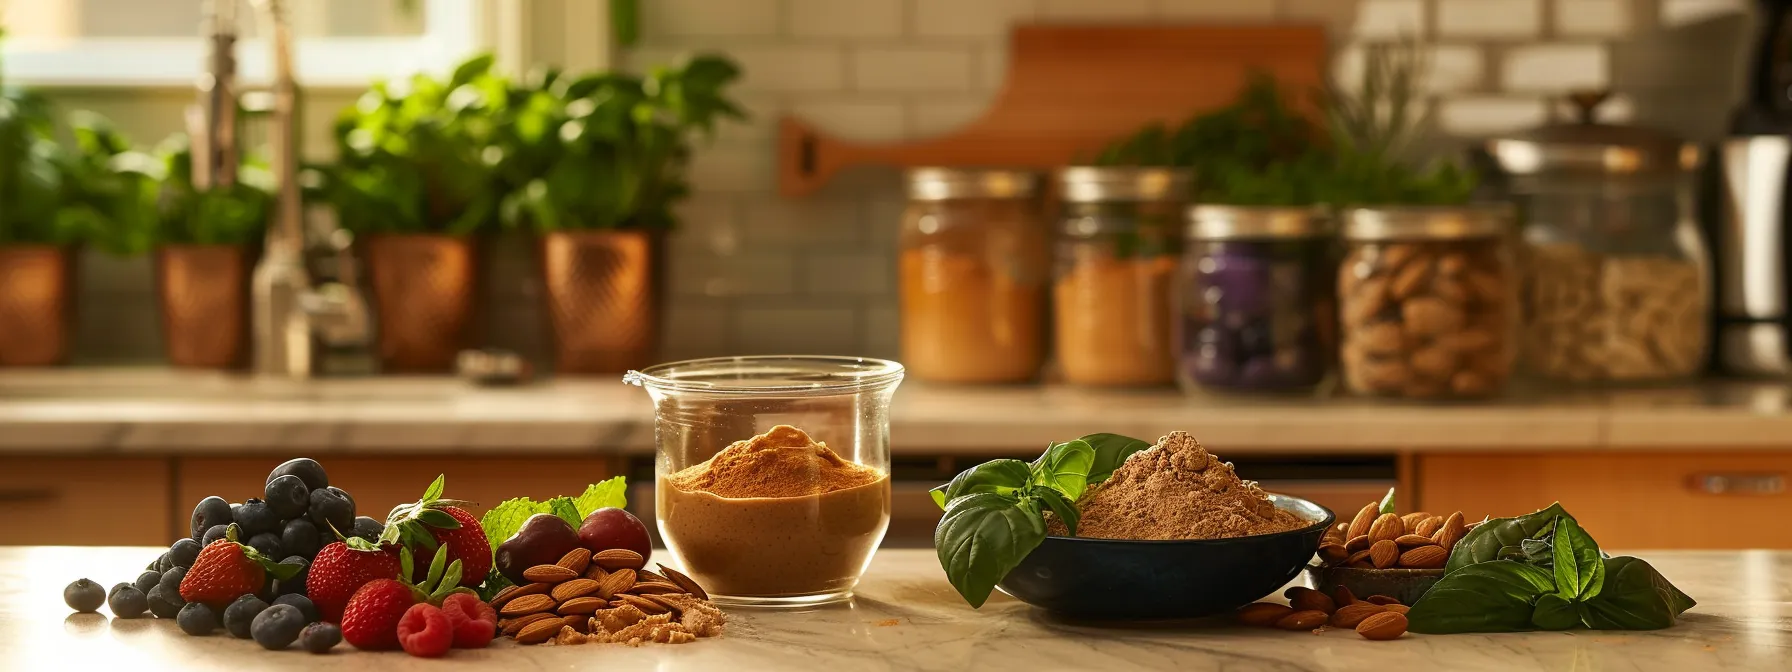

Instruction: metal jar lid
[1057,167,1192,203]
[1342,205,1513,241]
[905,167,1040,200]
[1185,205,1330,240]
[1485,91,1700,182]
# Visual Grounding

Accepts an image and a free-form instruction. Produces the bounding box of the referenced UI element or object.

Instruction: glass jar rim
[1185,205,1331,240]
[624,356,905,396]
[1342,204,1513,240]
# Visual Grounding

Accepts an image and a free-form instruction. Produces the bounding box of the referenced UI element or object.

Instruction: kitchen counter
[3,369,1792,452]
[1,547,1784,671]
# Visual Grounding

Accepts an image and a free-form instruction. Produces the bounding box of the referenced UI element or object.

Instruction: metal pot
[362,233,477,373]
[156,244,251,368]
[0,246,75,367]
[537,230,663,374]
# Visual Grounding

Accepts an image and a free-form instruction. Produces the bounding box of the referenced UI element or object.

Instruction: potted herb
[497,55,743,373]
[312,54,508,372]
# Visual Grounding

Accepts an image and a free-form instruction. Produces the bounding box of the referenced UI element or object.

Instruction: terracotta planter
[156,244,252,369]
[0,246,75,367]
[362,233,477,373]
[538,230,663,374]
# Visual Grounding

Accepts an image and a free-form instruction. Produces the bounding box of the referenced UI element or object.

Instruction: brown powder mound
[668,424,881,498]
[1052,431,1307,540]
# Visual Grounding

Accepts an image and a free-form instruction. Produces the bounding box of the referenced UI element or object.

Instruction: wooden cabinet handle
[1691,473,1786,495]
[0,487,59,503]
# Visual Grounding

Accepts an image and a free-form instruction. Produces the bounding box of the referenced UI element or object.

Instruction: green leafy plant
[0,30,115,247]
[931,433,1151,608]
[1407,503,1695,633]
[474,476,628,600]
[139,136,276,247]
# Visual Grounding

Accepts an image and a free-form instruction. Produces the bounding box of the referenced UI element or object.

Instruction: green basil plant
[0,33,124,247]
[113,134,275,251]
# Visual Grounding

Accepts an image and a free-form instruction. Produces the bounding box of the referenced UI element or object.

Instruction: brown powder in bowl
[667,424,881,498]
[1050,431,1307,540]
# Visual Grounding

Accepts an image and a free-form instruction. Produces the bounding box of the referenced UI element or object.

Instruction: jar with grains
[1338,206,1518,399]
[1053,167,1190,387]
[1177,206,1335,392]
[898,168,1048,384]
[1486,94,1708,383]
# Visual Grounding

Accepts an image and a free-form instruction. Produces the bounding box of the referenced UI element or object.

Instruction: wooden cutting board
[778,24,1330,197]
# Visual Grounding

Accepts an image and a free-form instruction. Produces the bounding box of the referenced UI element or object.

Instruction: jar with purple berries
[1176,206,1336,392]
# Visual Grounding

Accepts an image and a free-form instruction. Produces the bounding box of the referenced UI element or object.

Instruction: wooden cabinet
[0,458,173,546]
[1414,452,1792,549]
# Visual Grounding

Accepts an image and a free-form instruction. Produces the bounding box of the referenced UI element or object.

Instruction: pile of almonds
[1317,502,1478,570]
[1239,586,1410,640]
[488,547,726,647]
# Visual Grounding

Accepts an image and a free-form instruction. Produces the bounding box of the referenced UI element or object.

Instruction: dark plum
[578,507,653,563]
[266,458,329,491]
[264,475,311,519]
[494,513,582,585]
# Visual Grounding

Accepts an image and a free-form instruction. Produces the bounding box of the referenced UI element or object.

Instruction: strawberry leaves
[396,546,476,606]
[220,523,303,580]
[382,474,474,552]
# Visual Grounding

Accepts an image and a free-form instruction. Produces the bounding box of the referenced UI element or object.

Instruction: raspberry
[439,593,496,649]
[396,603,453,658]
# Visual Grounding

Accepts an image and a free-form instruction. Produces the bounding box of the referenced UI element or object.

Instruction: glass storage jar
[1053,167,1190,387]
[1487,95,1709,384]
[1338,206,1519,400]
[624,356,902,607]
[898,168,1048,384]
[1177,206,1335,392]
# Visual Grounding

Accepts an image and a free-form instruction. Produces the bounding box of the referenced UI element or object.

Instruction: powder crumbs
[1051,431,1307,540]
[668,424,882,498]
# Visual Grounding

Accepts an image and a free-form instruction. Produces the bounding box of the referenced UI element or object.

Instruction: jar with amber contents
[899,168,1048,383]
[1053,167,1190,387]
[1338,206,1518,399]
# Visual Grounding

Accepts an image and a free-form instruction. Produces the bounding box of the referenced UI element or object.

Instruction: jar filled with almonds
[1337,206,1518,399]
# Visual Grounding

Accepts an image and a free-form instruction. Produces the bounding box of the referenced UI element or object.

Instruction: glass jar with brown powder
[899,168,1048,384]
[1053,167,1191,386]
[624,356,902,607]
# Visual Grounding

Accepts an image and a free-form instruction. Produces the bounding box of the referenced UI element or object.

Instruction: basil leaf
[1447,502,1573,572]
[1080,433,1151,486]
[930,459,1033,510]
[1579,556,1696,630]
[934,492,1047,609]
[1551,516,1605,600]
[1034,486,1080,537]
[1531,593,1579,630]
[1029,440,1096,501]
[1407,561,1556,634]
[1378,487,1397,515]
[1520,538,1553,566]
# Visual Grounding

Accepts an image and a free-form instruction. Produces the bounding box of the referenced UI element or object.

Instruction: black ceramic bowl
[996,494,1333,620]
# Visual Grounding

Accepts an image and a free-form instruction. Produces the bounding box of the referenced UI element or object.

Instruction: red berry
[339,579,417,650]
[405,506,491,588]
[179,539,266,609]
[439,593,496,648]
[397,603,454,658]
[308,541,401,623]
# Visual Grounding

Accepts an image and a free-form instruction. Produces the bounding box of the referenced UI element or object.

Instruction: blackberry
[350,516,384,542]
[189,496,232,540]
[133,570,161,595]
[307,487,355,536]
[264,475,311,519]
[168,538,202,569]
[157,567,187,594]
[281,518,321,558]
[233,498,281,537]
[63,579,105,613]
[108,586,149,619]
[246,532,283,559]
[298,622,341,654]
[271,593,320,624]
[222,594,268,639]
[266,458,329,491]
[175,602,218,636]
[146,584,185,619]
[250,604,307,650]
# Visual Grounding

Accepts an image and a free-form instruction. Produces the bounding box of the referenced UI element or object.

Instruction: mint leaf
[572,476,628,518]
[548,497,581,528]
[476,568,513,602]
[479,497,551,554]
[1378,487,1398,515]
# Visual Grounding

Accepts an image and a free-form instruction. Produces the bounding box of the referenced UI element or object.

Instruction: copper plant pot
[362,233,477,373]
[538,230,663,374]
[155,244,252,369]
[0,246,75,367]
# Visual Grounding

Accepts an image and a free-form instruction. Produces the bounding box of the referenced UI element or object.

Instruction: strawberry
[397,604,454,657]
[307,540,401,623]
[179,524,298,610]
[339,546,475,651]
[383,476,490,588]
[440,592,496,649]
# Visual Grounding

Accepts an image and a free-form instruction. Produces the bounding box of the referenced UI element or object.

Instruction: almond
[1366,595,1402,606]
[1435,512,1467,551]
[1237,602,1293,627]
[556,547,593,575]
[1318,543,1349,564]
[658,565,709,601]
[1355,611,1408,640]
[1370,539,1400,569]
[594,548,646,571]
[1395,534,1434,549]
[635,570,670,585]
[550,578,601,602]
[514,617,564,644]
[562,614,591,634]
[628,582,686,596]
[499,593,557,616]
[642,594,686,615]
[1330,602,1386,628]
[1275,610,1329,631]
[1332,586,1359,607]
[1368,513,1403,543]
[1398,544,1448,569]
[557,596,607,615]
[522,564,579,584]
[499,612,557,636]
[1413,515,1443,538]
[619,593,667,615]
[490,582,549,610]
[1345,535,1371,553]
[1346,503,1378,540]
[1399,512,1432,534]
[1322,524,1346,545]
[1346,549,1374,566]
[1285,587,1335,614]
[585,564,610,581]
[1384,604,1410,615]
[599,568,637,599]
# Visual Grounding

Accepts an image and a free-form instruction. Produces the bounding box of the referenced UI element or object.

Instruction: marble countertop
[1,547,1783,671]
[3,369,1792,453]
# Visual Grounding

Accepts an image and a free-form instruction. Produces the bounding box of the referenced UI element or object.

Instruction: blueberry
[168,538,202,569]
[307,487,355,536]
[250,604,307,650]
[63,579,105,613]
[108,586,149,618]
[190,496,232,540]
[273,556,310,596]
[299,622,341,654]
[133,570,162,595]
[153,552,173,573]
[350,516,383,542]
[223,595,268,639]
[176,602,218,636]
[267,458,330,492]
[246,532,283,559]
[146,583,185,619]
[109,582,132,598]
[281,518,321,558]
[201,524,230,547]
[271,593,319,623]
[158,567,187,594]
[264,475,311,520]
[233,499,281,537]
